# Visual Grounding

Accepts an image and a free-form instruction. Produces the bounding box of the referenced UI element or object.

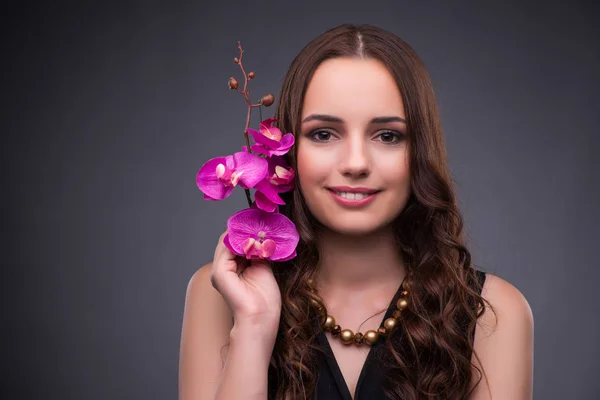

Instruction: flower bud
[261,94,274,107]
[233,57,239,64]
[228,77,239,90]
[248,72,255,79]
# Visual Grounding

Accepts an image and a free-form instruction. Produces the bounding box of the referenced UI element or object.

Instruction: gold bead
[363,330,379,345]
[340,329,355,344]
[401,290,408,296]
[396,298,408,310]
[378,327,387,336]
[323,315,336,330]
[392,310,402,319]
[331,325,341,336]
[402,280,410,290]
[354,332,364,344]
[384,317,398,331]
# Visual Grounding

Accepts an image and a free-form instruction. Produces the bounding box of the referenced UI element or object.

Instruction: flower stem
[235,42,263,207]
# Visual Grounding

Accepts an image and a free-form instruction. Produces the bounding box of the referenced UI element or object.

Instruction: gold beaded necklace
[307,277,410,346]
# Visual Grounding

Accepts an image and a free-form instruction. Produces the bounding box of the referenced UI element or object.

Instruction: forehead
[301,57,405,121]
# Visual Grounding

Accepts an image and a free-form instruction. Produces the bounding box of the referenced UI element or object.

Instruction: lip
[328,186,379,194]
[326,187,381,208]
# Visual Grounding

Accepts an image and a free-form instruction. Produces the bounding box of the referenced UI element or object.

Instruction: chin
[303,191,409,236]
[320,214,394,237]
[330,225,382,236]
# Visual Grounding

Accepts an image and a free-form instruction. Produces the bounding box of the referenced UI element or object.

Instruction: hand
[210,231,282,330]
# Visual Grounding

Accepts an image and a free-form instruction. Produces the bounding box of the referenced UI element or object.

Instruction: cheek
[377,150,410,190]
[296,144,337,219]
[296,144,331,190]
[296,145,312,190]
[374,153,411,225]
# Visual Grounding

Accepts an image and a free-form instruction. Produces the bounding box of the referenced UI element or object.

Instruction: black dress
[311,270,487,400]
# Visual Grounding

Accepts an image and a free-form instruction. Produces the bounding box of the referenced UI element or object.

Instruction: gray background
[2,1,598,399]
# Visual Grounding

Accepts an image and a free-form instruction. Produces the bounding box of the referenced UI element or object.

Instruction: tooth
[335,191,373,200]
[340,192,367,199]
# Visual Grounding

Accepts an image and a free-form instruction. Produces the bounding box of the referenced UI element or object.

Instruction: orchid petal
[268,148,292,156]
[260,239,276,258]
[266,134,295,156]
[225,208,299,261]
[223,234,234,254]
[255,180,285,204]
[196,157,235,200]
[250,144,271,156]
[259,118,279,128]
[225,155,235,170]
[215,164,226,179]
[254,190,278,212]
[232,151,268,189]
[242,238,256,256]
[271,166,294,187]
[248,127,281,148]
[225,211,265,254]
[279,133,295,148]
[275,165,293,180]
[251,200,278,213]
[231,170,243,186]
[264,156,295,192]
[259,124,282,141]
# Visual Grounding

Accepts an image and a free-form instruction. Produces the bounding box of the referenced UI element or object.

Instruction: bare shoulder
[478,273,534,334]
[470,273,534,400]
[179,262,234,400]
[187,262,217,299]
[183,261,233,337]
[184,263,231,319]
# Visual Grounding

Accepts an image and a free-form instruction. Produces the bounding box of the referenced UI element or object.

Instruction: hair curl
[267,23,496,400]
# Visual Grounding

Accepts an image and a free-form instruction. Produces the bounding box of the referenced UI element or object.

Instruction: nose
[339,134,370,178]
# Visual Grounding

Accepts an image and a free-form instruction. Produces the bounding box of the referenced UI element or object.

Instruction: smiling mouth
[326,188,382,204]
[330,190,374,200]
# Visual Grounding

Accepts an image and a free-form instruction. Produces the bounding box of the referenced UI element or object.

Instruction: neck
[314,224,407,291]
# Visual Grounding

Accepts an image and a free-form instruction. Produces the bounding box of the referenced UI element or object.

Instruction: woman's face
[297,57,411,236]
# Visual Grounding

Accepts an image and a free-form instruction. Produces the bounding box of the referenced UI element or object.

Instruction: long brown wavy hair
[267,23,496,400]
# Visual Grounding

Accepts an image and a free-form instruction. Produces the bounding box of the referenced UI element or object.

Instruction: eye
[374,130,405,144]
[308,130,337,142]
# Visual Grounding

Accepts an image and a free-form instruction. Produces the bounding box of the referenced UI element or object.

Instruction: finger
[235,255,252,276]
[215,239,239,273]
[212,230,229,261]
[213,232,243,278]
[211,232,233,290]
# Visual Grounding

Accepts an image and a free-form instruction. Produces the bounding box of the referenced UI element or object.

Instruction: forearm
[213,322,276,400]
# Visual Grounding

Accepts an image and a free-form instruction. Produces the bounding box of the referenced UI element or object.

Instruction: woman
[179,24,534,400]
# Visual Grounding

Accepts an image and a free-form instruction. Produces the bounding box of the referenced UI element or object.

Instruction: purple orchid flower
[254,156,296,212]
[223,207,299,261]
[248,118,295,157]
[196,151,268,200]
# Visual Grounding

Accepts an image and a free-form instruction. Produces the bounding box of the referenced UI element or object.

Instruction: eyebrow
[301,114,406,124]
